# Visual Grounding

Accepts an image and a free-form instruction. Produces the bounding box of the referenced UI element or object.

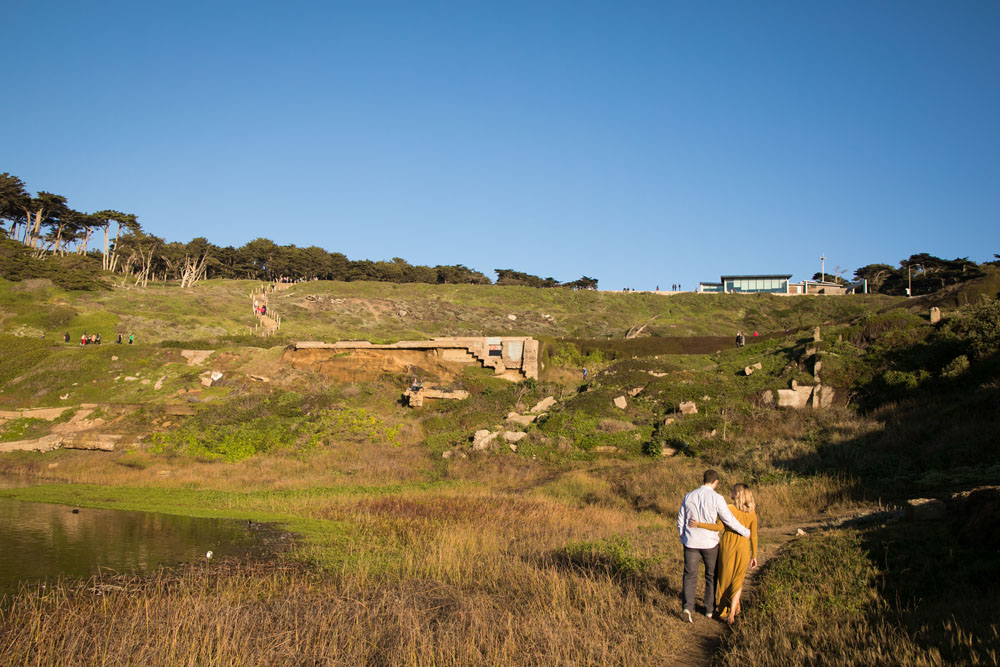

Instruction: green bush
[941,354,970,378]
[554,536,658,581]
[942,297,1000,360]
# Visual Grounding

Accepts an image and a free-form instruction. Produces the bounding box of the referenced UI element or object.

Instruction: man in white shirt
[676,469,750,622]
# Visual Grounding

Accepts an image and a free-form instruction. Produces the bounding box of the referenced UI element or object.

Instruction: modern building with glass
[698,274,793,294]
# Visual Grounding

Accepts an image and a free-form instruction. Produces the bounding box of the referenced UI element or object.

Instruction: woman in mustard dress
[693,484,758,623]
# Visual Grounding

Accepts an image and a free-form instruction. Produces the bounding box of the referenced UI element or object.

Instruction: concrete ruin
[285,337,539,383]
[404,387,470,408]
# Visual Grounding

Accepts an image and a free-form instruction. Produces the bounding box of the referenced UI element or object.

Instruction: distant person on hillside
[582,367,588,381]
[690,484,758,624]
[676,470,749,623]
[128,333,134,345]
[81,333,88,346]
[736,331,745,348]
[64,332,70,343]
[116,333,122,344]
[753,331,759,337]
[95,333,101,345]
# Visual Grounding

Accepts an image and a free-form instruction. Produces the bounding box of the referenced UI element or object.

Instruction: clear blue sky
[5,1,999,289]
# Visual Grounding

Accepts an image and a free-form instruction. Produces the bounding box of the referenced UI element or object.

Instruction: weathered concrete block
[930,307,941,324]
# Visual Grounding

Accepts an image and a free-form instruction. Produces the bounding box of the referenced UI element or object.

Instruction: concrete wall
[286,337,539,383]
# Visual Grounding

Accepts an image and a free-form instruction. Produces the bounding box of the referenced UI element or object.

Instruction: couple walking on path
[677,469,758,624]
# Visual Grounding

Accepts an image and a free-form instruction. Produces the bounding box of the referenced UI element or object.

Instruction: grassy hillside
[2,276,998,664]
[0,277,897,343]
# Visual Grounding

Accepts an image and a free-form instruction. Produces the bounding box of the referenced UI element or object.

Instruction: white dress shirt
[677,484,750,548]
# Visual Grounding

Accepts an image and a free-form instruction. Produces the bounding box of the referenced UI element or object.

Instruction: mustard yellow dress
[698,504,758,618]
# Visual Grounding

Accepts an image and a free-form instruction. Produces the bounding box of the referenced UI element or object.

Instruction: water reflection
[0,497,271,588]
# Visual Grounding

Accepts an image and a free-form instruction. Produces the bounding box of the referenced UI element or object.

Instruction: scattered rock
[906,498,946,521]
[663,417,676,426]
[647,371,669,378]
[154,376,167,390]
[140,379,151,385]
[593,445,618,453]
[60,394,69,400]
[508,444,517,452]
[111,355,118,361]
[795,528,807,536]
[701,395,711,401]
[247,375,270,383]
[441,451,453,459]
[627,387,644,397]
[613,396,628,409]
[529,397,556,414]
[124,376,138,382]
[506,412,537,426]
[744,365,755,376]
[813,326,821,342]
[679,401,698,415]
[472,430,500,451]
[47,462,59,469]
[199,371,224,387]
[398,310,407,317]
[507,314,517,321]
[930,306,941,324]
[661,446,677,457]
[503,431,527,443]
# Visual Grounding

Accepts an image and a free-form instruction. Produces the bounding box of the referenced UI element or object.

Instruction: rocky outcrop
[679,401,698,415]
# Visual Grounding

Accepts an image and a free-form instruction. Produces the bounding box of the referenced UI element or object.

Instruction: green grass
[720,524,1000,665]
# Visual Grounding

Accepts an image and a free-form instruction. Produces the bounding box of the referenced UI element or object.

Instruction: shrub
[942,297,1000,360]
[941,354,970,378]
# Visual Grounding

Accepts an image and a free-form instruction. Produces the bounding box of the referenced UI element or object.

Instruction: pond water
[0,495,275,589]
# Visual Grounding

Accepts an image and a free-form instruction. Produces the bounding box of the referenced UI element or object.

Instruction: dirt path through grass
[672,515,840,666]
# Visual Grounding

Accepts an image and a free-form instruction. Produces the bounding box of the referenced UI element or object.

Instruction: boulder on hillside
[613,396,627,409]
[506,412,537,426]
[472,430,500,451]
[503,431,527,443]
[905,498,946,521]
[679,401,698,415]
[529,397,556,414]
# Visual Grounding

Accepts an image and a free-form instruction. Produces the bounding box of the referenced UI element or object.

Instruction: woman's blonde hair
[733,484,756,512]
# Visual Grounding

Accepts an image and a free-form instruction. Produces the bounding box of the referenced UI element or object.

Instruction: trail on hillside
[672,515,851,667]
[250,282,293,337]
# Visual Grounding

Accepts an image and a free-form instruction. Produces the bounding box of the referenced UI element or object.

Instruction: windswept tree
[854,264,898,293]
[92,210,139,271]
[0,173,30,239]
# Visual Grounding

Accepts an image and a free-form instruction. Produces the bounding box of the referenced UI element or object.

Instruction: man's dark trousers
[682,545,719,614]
